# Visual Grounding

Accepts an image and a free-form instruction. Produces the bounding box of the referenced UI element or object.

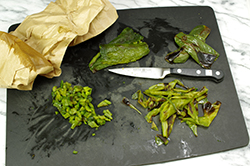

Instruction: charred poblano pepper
[89,27,150,73]
[52,81,113,129]
[132,79,221,145]
[165,25,219,69]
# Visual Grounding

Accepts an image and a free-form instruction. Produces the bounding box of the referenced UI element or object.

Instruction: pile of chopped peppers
[165,25,220,69]
[52,81,113,130]
[132,79,221,145]
[89,27,150,73]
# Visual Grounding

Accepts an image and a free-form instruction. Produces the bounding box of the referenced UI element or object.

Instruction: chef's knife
[108,67,224,82]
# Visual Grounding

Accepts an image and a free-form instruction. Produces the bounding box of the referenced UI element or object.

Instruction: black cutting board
[6,6,249,166]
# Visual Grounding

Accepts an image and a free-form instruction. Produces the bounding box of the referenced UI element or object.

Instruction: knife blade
[108,67,224,82]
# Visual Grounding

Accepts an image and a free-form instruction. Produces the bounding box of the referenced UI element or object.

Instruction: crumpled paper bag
[11,0,118,78]
[0,32,54,90]
[2,0,118,90]
[69,0,118,46]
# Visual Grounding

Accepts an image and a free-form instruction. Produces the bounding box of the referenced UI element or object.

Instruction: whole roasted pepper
[89,27,150,73]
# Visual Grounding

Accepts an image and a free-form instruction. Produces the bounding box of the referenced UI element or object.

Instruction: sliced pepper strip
[132,79,221,145]
[198,101,222,127]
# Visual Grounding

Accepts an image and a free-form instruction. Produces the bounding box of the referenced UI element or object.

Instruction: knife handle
[170,68,224,82]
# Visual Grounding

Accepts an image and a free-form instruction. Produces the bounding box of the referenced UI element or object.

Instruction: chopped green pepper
[52,80,113,130]
[73,150,78,154]
[97,99,112,108]
[103,109,113,120]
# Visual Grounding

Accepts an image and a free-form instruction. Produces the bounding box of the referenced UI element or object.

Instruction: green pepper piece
[148,83,168,91]
[52,86,57,92]
[144,89,181,97]
[54,92,62,101]
[159,101,176,122]
[95,115,111,122]
[61,97,71,107]
[52,100,62,111]
[103,109,113,120]
[185,121,198,137]
[132,90,145,106]
[170,98,191,116]
[165,47,190,64]
[155,136,164,146]
[145,107,161,123]
[62,112,70,119]
[79,98,87,106]
[198,101,221,127]
[161,114,176,138]
[175,32,219,69]
[165,79,188,91]
[83,86,92,96]
[186,100,199,124]
[165,25,219,68]
[156,134,169,145]
[71,121,79,129]
[90,43,150,72]
[166,25,211,64]
[151,121,159,131]
[89,53,101,70]
[189,25,211,42]
[173,87,196,94]
[89,27,150,73]
[96,118,106,126]
[84,112,92,119]
[109,27,144,44]
[122,97,142,115]
[88,121,99,128]
[69,108,77,115]
[97,99,112,108]
[133,90,165,109]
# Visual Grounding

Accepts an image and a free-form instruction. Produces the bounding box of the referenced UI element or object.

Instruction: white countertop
[1,0,250,165]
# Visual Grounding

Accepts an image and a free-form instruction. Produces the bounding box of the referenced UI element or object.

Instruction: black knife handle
[170,68,224,82]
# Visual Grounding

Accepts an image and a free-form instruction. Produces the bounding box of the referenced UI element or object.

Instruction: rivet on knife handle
[170,68,224,82]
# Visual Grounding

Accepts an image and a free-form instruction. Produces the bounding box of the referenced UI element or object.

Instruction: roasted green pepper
[165,25,219,69]
[122,97,142,115]
[89,27,150,73]
[97,99,112,108]
[151,121,159,131]
[132,79,221,145]
[52,81,113,129]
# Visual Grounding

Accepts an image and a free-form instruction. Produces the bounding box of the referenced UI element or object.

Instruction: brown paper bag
[0,32,54,90]
[69,0,119,46]
[11,0,118,78]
